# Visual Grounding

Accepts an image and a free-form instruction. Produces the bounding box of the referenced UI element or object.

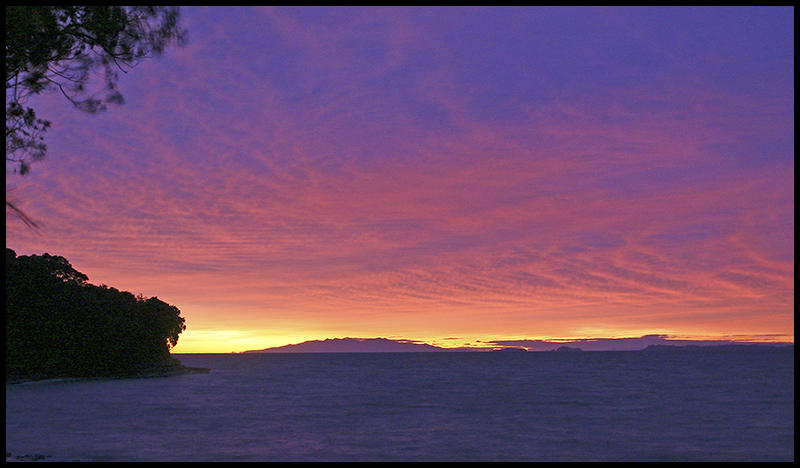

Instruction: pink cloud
[6,7,792,350]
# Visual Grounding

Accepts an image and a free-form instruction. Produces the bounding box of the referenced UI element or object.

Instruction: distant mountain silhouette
[242,335,794,353]
[643,343,794,352]
[243,337,451,353]
[486,335,794,352]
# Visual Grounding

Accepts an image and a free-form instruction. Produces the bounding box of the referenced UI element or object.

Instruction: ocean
[5,348,794,462]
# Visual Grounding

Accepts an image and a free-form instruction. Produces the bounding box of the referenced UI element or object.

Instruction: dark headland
[6,249,208,383]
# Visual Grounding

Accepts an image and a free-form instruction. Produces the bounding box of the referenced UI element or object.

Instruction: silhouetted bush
[6,248,186,379]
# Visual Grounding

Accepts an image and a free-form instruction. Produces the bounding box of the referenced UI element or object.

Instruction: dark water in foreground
[5,348,794,461]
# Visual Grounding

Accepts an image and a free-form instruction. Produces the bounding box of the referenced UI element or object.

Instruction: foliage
[5,6,186,226]
[6,248,186,379]
[5,6,186,174]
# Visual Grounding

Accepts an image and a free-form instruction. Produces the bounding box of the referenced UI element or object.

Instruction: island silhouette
[242,336,792,353]
[244,337,450,353]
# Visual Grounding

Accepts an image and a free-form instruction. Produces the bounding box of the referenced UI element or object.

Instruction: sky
[5,6,794,353]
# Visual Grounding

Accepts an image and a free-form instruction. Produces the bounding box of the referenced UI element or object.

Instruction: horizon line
[173,334,794,354]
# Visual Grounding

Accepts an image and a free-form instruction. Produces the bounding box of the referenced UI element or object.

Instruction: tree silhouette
[5,6,187,225]
[6,248,187,379]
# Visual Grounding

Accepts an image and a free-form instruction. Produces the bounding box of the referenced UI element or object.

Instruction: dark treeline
[6,248,187,380]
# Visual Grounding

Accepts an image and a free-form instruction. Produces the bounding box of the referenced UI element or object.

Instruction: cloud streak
[6,6,793,352]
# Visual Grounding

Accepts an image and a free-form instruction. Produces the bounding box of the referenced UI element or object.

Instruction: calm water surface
[5,348,794,461]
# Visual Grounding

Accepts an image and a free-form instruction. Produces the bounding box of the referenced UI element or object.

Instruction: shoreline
[7,362,210,385]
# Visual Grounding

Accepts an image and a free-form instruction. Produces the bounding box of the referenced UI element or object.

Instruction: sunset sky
[5,6,794,353]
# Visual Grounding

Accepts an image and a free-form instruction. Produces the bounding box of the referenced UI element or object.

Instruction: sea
[5,347,794,462]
